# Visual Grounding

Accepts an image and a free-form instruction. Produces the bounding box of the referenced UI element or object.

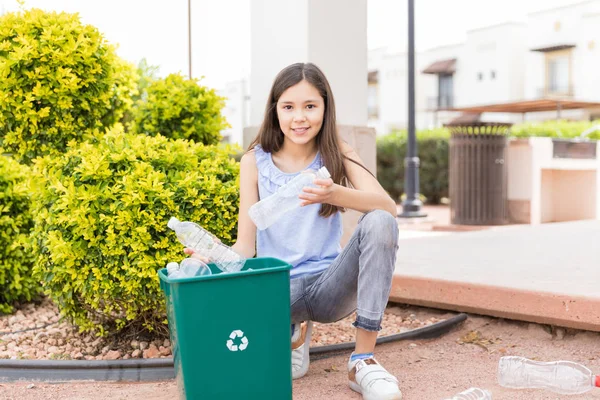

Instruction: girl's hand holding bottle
[299,177,335,207]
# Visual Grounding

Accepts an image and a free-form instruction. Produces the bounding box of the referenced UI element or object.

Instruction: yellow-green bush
[133,73,229,145]
[511,119,600,139]
[0,154,39,314]
[30,126,240,335]
[0,8,137,164]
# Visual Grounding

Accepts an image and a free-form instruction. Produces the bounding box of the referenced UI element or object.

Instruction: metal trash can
[447,122,511,225]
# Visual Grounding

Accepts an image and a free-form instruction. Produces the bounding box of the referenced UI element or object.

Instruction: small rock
[26,383,35,389]
[57,339,65,347]
[47,346,59,355]
[555,328,566,340]
[159,346,171,356]
[139,341,149,351]
[101,346,110,356]
[104,350,122,360]
[95,355,103,360]
[33,332,48,343]
[143,344,160,359]
[6,342,16,351]
[72,352,84,360]
[409,343,418,348]
[65,343,73,352]
[130,340,139,349]
[15,311,26,322]
[47,338,57,346]
[85,346,95,355]
[163,339,171,348]
[131,349,142,358]
[123,354,130,360]
[91,338,102,347]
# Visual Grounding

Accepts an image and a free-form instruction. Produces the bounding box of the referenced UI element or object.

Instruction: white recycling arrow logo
[226,329,249,352]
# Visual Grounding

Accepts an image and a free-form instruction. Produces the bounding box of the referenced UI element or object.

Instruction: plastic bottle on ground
[443,387,492,400]
[167,217,245,273]
[248,166,331,230]
[498,356,600,395]
[166,258,212,279]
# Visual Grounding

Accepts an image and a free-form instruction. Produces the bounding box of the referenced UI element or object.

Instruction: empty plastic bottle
[443,388,492,400]
[166,258,212,279]
[248,166,331,230]
[167,217,245,273]
[498,356,600,395]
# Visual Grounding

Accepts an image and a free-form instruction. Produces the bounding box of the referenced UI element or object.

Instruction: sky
[0,0,589,90]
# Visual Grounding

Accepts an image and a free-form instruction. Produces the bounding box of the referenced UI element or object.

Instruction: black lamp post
[399,0,426,218]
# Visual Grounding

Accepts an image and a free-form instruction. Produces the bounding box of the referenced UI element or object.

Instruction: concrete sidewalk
[391,217,600,332]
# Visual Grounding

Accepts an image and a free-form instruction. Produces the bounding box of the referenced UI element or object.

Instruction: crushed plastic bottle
[167,217,245,273]
[248,166,331,230]
[166,258,212,279]
[443,387,492,400]
[498,356,600,395]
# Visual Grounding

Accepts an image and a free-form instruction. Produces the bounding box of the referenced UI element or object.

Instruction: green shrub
[0,8,137,164]
[30,125,240,335]
[511,119,600,139]
[0,154,39,314]
[133,73,229,145]
[377,129,450,204]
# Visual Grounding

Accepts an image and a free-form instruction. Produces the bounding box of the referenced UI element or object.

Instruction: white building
[218,79,250,147]
[220,0,600,144]
[369,0,600,135]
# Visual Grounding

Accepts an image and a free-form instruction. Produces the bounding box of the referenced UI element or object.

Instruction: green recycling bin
[158,257,293,400]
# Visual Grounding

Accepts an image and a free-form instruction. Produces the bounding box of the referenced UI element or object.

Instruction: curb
[0,314,467,382]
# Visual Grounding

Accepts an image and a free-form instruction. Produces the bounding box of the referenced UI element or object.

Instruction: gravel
[0,298,451,361]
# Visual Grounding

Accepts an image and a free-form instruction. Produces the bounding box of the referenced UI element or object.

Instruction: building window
[477,72,483,81]
[438,74,453,109]
[545,49,572,95]
[490,70,496,79]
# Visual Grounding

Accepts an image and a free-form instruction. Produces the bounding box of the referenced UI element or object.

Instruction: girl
[186,63,401,400]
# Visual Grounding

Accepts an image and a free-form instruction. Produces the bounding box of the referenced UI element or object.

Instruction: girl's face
[276,80,324,148]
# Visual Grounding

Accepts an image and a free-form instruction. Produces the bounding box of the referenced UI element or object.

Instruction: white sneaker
[348,357,402,400]
[291,321,313,380]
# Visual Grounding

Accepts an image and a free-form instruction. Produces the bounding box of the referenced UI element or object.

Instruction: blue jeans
[290,210,399,332]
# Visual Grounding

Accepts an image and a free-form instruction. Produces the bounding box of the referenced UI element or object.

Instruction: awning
[447,98,600,114]
[422,58,456,75]
[530,44,576,52]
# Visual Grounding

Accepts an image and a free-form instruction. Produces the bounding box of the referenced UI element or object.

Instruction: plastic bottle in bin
[167,217,245,273]
[248,166,331,230]
[166,258,212,279]
[443,387,492,400]
[498,356,600,395]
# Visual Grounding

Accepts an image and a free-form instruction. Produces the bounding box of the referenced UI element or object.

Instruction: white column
[249,0,367,127]
[248,0,373,246]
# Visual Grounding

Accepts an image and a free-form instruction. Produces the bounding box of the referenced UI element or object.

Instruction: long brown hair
[248,62,361,218]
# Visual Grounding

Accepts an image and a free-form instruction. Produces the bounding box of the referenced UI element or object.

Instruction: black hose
[0,313,468,382]
[310,313,467,360]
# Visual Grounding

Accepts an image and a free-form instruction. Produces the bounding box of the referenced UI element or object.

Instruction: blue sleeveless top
[254,145,343,278]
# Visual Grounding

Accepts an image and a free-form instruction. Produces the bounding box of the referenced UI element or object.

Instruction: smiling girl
[187,63,401,400]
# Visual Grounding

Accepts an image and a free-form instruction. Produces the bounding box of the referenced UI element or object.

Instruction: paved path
[391,220,600,331]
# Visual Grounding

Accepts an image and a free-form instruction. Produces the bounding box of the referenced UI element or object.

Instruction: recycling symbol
[226,330,248,352]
